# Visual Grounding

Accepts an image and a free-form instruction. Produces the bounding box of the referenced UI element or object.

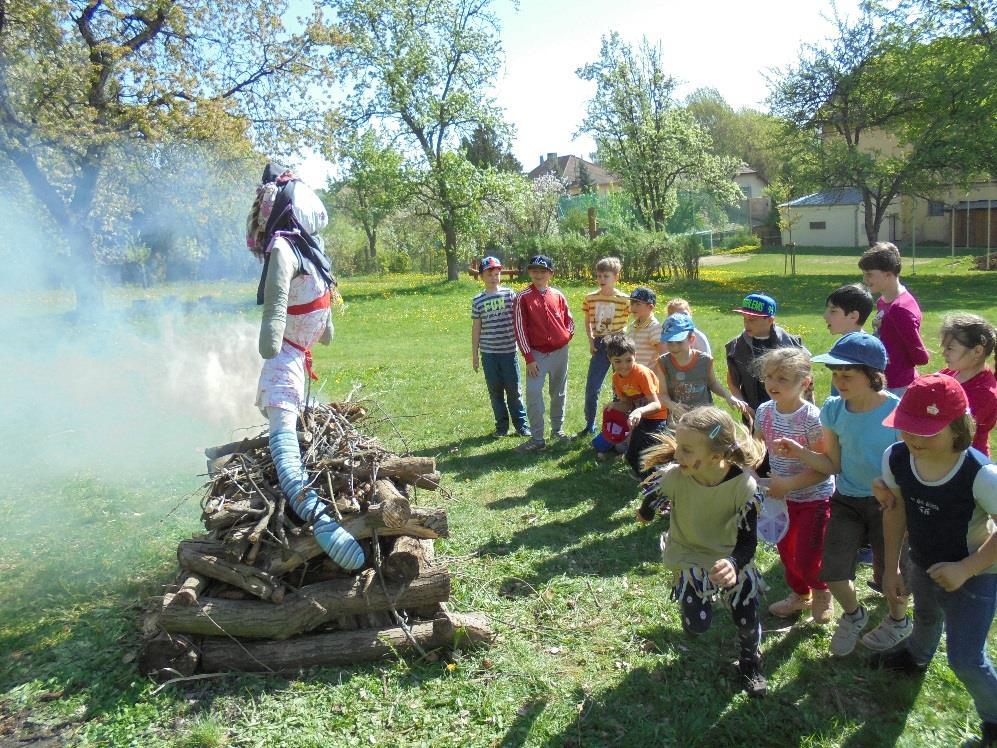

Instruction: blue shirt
[819,393,900,497]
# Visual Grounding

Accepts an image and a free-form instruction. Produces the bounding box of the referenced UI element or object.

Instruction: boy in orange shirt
[605,332,669,480]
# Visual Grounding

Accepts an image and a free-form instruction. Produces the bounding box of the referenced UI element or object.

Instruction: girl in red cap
[873,373,997,746]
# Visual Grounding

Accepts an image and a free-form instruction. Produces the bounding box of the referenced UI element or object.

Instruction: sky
[294,0,861,187]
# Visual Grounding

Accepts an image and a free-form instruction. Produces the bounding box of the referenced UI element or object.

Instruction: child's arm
[709,502,758,588]
[895,306,930,366]
[651,358,683,415]
[706,358,748,415]
[773,426,840,476]
[581,298,596,353]
[881,490,910,604]
[471,318,481,372]
[628,389,662,427]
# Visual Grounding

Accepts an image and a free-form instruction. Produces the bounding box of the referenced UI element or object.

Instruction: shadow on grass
[521,615,922,747]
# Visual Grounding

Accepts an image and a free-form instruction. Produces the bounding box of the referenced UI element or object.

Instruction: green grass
[1,247,996,747]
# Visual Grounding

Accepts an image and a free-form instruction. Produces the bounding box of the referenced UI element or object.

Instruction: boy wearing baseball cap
[513,255,574,452]
[724,292,807,418]
[626,287,663,369]
[776,332,910,657]
[872,374,997,746]
[471,256,529,438]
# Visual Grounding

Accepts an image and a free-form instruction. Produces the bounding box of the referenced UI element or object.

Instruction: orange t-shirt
[612,364,669,421]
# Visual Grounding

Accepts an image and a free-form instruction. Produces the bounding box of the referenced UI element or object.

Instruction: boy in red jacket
[859,243,929,395]
[513,255,574,452]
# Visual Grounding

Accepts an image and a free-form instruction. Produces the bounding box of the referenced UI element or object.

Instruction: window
[741,185,753,198]
[928,200,945,217]
[809,221,826,230]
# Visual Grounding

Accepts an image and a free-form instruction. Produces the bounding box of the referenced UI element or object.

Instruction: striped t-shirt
[582,288,631,338]
[472,286,518,354]
[754,400,834,502]
[627,315,662,369]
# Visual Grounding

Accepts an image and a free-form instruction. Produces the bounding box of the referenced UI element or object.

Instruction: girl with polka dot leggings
[638,406,768,696]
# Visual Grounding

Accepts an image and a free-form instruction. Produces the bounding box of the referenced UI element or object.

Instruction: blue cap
[734,292,777,317]
[812,331,888,370]
[629,287,656,305]
[528,254,554,271]
[479,256,502,273]
[661,312,695,342]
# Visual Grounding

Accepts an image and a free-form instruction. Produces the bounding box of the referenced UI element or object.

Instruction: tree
[328,0,511,280]
[769,4,997,244]
[577,33,739,232]
[0,1,330,308]
[461,124,522,173]
[335,130,412,265]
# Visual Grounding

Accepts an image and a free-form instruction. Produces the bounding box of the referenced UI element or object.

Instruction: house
[733,165,772,227]
[527,153,619,197]
[779,182,997,248]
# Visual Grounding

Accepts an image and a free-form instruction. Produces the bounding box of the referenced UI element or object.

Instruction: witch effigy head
[245,162,328,260]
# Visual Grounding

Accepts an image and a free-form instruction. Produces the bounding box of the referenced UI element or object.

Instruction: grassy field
[2,245,996,747]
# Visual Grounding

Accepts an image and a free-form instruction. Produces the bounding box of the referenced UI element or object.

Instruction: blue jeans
[481,352,528,434]
[583,336,612,432]
[905,562,997,723]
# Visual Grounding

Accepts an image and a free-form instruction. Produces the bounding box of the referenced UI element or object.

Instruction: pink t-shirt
[754,400,835,502]
[940,367,997,456]
[872,290,929,388]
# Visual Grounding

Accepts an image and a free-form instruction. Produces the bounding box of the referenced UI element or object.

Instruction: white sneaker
[830,605,869,657]
[861,615,913,651]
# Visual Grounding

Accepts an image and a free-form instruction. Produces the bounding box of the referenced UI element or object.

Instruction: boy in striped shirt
[472,256,529,438]
[579,257,631,436]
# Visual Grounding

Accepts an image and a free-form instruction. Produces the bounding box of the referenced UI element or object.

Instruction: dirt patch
[699,254,751,267]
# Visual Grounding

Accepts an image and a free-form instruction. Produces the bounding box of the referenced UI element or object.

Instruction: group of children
[470,246,997,742]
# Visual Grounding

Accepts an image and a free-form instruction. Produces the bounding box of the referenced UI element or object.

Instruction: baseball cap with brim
[812,331,888,371]
[630,287,656,305]
[882,372,969,436]
[733,292,777,317]
[479,255,502,273]
[528,255,554,271]
[661,312,695,342]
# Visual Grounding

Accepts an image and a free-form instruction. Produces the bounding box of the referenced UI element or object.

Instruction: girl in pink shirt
[939,313,997,456]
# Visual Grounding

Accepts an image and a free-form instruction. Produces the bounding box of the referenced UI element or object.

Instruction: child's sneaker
[553,430,573,443]
[595,450,612,462]
[576,427,595,438]
[861,615,912,651]
[515,428,532,438]
[737,656,767,697]
[830,605,869,656]
[491,429,509,438]
[811,589,834,624]
[867,648,927,675]
[515,439,546,454]
[768,592,811,618]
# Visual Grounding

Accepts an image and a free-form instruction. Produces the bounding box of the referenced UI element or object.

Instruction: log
[202,499,266,530]
[204,431,311,460]
[174,573,207,607]
[382,536,435,584]
[138,632,200,681]
[370,479,411,528]
[324,456,436,484]
[158,565,451,639]
[178,540,285,603]
[199,611,494,672]
[265,506,449,576]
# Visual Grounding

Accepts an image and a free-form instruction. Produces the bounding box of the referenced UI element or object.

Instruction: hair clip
[708,423,722,440]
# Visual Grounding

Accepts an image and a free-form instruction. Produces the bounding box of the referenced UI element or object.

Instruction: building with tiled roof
[527,153,619,197]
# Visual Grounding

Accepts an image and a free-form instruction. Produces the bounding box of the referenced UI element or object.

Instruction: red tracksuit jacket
[513,284,574,364]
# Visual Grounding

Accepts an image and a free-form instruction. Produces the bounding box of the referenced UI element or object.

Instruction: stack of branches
[140,402,492,679]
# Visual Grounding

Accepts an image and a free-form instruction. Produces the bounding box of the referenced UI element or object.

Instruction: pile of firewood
[139,402,492,678]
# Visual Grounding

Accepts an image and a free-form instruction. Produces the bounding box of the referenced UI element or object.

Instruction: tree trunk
[67,226,103,313]
[158,564,451,639]
[443,219,460,281]
[198,611,494,672]
[366,228,377,260]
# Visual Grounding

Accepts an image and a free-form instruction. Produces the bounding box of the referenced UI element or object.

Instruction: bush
[722,229,760,250]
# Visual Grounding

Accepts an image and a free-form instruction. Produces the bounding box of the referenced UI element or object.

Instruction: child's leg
[904,561,946,664]
[679,581,714,635]
[939,572,997,724]
[777,506,808,595]
[626,419,668,479]
[480,352,509,434]
[729,578,762,661]
[820,493,864,612]
[501,353,529,434]
[867,507,909,620]
[546,345,570,434]
[523,351,549,443]
[582,337,611,432]
[793,499,831,593]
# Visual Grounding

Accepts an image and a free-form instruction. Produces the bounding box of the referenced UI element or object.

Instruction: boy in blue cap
[725,292,808,418]
[472,256,529,438]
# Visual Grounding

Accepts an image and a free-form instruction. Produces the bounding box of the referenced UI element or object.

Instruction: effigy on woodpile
[139,402,493,679]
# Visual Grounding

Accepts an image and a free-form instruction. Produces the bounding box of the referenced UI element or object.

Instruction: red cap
[882,373,969,436]
[601,406,631,444]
